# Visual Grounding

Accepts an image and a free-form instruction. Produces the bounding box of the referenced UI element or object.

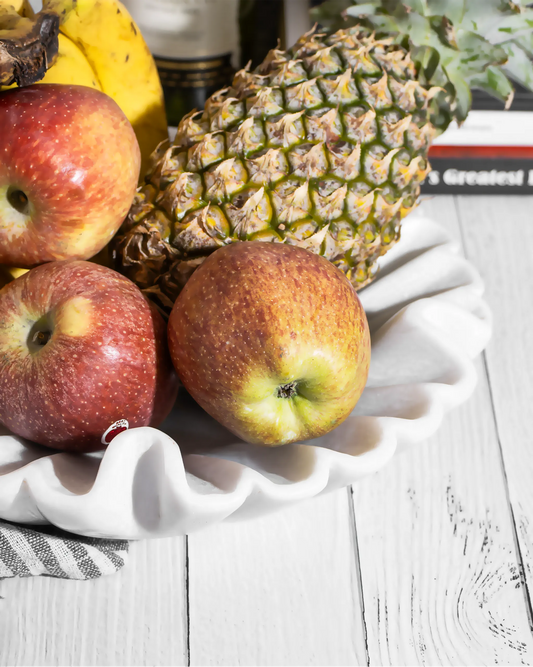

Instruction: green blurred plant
[312,0,533,124]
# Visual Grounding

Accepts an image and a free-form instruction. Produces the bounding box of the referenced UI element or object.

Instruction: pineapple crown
[311,0,533,127]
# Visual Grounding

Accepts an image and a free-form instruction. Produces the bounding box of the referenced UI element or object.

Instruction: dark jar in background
[123,0,240,126]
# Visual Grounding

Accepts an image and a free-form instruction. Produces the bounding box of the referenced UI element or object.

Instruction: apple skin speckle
[0,84,141,267]
[0,261,179,452]
[168,242,371,446]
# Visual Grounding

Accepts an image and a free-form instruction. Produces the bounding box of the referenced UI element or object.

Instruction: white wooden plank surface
[457,195,533,616]
[0,536,187,666]
[188,489,367,666]
[351,197,533,666]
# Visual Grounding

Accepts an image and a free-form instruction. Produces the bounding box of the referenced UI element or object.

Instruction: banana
[8,267,27,278]
[3,0,34,17]
[0,0,57,86]
[18,0,33,17]
[1,0,100,91]
[0,0,168,178]
[40,32,101,90]
[0,0,33,22]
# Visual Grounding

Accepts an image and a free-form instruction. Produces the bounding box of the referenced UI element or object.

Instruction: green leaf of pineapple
[502,41,533,90]
[310,0,355,30]
[426,1,466,25]
[429,15,458,49]
[344,2,377,16]
[399,0,428,14]
[445,65,472,122]
[415,44,442,81]
[484,12,533,45]
[455,31,508,75]
[469,65,515,106]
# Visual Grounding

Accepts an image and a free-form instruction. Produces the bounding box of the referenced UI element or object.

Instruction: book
[422,84,533,195]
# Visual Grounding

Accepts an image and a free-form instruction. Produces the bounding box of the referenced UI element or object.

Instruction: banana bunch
[0,0,168,177]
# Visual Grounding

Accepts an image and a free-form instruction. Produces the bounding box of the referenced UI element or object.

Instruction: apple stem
[276,381,298,399]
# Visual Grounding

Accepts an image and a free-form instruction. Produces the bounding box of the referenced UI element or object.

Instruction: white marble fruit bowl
[0,213,492,539]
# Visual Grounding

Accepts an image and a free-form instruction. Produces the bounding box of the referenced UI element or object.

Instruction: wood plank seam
[452,197,468,259]
[349,485,371,667]
[185,534,191,667]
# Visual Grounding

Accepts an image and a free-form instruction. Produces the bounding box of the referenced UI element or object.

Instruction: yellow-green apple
[0,261,179,452]
[0,84,140,268]
[168,242,371,446]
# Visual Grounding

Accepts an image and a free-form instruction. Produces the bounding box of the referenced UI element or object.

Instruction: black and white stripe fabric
[0,520,128,580]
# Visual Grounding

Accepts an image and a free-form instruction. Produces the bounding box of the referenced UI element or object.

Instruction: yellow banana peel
[40,32,102,90]
[7,266,28,278]
[2,0,33,17]
[0,0,30,22]
[19,0,33,17]
[1,0,168,178]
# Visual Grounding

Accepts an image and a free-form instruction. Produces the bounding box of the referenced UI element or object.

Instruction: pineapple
[112,0,533,314]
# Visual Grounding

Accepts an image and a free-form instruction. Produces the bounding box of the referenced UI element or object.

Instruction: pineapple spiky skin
[113,26,436,314]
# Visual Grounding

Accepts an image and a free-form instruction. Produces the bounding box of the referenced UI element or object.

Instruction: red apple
[0,84,140,268]
[168,242,371,446]
[0,261,179,452]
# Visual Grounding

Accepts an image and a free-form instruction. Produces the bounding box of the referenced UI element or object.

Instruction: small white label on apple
[101,419,130,445]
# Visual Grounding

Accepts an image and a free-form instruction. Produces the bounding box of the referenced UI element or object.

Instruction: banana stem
[0,10,60,87]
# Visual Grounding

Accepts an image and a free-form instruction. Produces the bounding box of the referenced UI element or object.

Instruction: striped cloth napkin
[0,520,129,580]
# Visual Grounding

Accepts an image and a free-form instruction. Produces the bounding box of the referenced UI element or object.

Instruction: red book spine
[429,145,533,158]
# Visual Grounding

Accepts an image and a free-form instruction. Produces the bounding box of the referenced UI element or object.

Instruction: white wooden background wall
[0,195,532,666]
